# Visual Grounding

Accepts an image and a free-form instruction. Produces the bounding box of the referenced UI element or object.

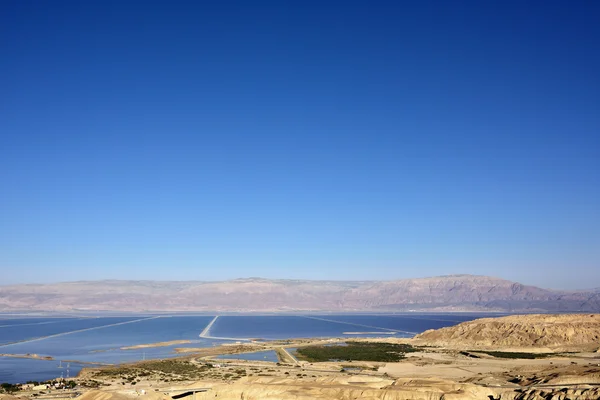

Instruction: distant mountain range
[1,275,599,313]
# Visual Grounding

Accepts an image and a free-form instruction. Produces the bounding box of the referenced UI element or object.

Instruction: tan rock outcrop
[414,314,600,351]
[192,376,499,400]
[501,387,600,400]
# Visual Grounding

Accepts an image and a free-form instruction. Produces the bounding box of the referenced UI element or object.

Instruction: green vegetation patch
[137,360,207,375]
[295,342,417,362]
[1,380,78,393]
[94,360,213,381]
[1,383,20,393]
[92,360,249,383]
[470,351,552,359]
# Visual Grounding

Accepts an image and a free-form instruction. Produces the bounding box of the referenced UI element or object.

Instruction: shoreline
[120,340,192,350]
[0,353,54,360]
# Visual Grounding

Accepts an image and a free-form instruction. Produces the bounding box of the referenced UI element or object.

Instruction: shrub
[296,342,417,362]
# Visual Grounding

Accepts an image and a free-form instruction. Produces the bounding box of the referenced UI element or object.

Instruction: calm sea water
[214,350,279,363]
[0,317,140,345]
[0,313,499,383]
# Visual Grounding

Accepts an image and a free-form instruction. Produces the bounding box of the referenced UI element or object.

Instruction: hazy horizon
[1,274,597,292]
[2,1,599,289]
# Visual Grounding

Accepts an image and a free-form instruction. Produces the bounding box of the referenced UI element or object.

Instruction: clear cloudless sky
[1,0,599,288]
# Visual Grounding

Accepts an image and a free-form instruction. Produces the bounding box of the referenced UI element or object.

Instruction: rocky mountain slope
[414,313,600,351]
[1,275,599,312]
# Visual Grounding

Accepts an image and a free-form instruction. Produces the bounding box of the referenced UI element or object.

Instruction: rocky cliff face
[52,378,600,400]
[192,376,500,400]
[0,275,599,312]
[502,388,600,400]
[192,377,600,400]
[414,313,600,351]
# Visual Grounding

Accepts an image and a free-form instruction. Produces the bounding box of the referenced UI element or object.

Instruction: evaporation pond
[214,350,278,362]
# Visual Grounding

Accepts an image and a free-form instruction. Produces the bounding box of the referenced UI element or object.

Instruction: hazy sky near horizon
[1,1,599,289]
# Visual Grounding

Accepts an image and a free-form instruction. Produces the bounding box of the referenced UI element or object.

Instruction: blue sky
[1,1,598,288]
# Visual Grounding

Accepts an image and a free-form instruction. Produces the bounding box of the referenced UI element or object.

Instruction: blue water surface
[311,313,498,334]
[214,350,279,363]
[0,313,495,383]
[0,317,140,345]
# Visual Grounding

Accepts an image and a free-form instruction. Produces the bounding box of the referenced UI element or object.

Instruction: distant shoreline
[120,340,192,350]
[0,310,515,317]
[0,353,53,360]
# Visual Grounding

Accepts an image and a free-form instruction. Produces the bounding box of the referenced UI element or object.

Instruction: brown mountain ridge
[0,275,598,312]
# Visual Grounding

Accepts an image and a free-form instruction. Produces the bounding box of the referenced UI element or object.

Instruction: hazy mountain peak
[0,275,598,313]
